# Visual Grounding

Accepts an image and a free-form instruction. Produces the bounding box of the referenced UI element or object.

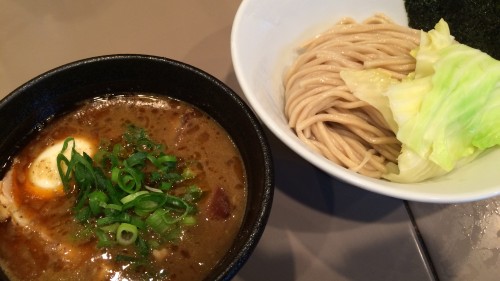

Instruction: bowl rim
[0,54,275,281]
[230,0,500,204]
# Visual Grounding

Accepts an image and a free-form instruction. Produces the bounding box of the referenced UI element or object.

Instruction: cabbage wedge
[341,19,500,183]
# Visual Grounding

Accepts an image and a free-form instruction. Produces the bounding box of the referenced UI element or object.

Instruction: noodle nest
[283,14,420,178]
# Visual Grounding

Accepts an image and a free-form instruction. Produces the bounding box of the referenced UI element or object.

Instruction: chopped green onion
[74,206,91,222]
[89,191,109,215]
[136,236,150,258]
[160,182,173,190]
[181,167,196,179]
[120,191,149,204]
[124,152,147,168]
[112,166,144,194]
[148,239,160,250]
[147,154,176,168]
[100,222,120,233]
[183,185,203,202]
[96,212,131,227]
[130,215,147,229]
[182,215,197,226]
[124,193,167,216]
[144,185,163,193]
[146,209,176,234]
[117,223,138,246]
[103,203,123,212]
[95,228,115,248]
[94,169,122,204]
[163,194,191,212]
[56,137,75,192]
[56,124,203,263]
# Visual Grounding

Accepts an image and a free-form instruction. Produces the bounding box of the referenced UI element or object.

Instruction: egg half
[27,137,96,198]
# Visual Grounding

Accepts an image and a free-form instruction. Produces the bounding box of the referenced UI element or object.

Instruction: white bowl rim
[230,0,500,203]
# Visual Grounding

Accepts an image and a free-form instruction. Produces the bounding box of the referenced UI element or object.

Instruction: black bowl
[0,54,274,281]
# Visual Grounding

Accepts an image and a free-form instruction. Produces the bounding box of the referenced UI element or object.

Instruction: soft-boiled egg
[27,137,96,198]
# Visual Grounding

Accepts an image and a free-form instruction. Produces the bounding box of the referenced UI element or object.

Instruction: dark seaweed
[404,0,499,59]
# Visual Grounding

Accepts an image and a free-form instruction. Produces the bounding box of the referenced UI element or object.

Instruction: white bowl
[231,0,500,203]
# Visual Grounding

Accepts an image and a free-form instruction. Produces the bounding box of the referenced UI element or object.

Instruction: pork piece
[0,168,113,279]
[0,169,54,235]
[0,180,10,221]
[173,108,202,146]
[0,170,20,223]
[208,186,233,220]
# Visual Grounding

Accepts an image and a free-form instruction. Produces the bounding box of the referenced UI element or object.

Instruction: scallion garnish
[57,124,203,263]
[116,223,138,246]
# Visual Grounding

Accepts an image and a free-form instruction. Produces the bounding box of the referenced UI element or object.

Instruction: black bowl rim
[0,54,274,281]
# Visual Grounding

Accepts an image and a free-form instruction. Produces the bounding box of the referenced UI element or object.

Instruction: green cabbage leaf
[341,19,500,183]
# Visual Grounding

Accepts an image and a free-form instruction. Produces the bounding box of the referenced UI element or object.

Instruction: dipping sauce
[0,94,247,281]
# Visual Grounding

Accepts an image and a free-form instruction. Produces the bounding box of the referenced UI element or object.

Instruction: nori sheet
[404,0,499,59]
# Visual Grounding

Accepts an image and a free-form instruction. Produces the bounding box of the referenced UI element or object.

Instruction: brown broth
[0,94,247,281]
